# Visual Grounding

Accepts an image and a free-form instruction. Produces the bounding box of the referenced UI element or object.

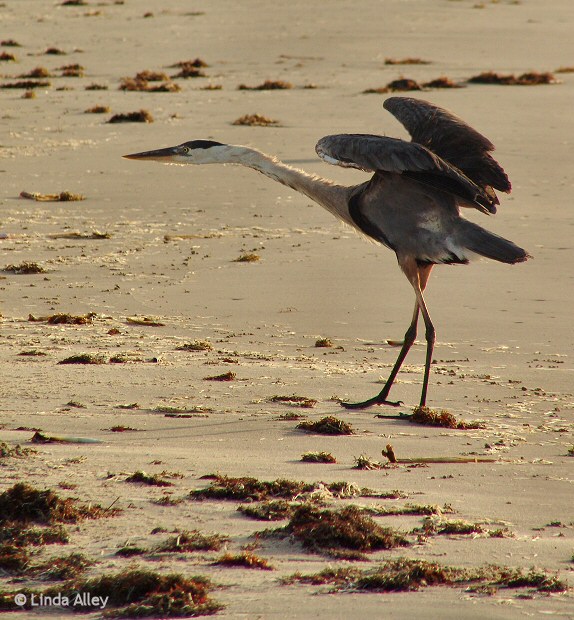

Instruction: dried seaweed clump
[0,442,35,459]
[0,52,17,61]
[232,114,279,127]
[0,483,114,524]
[3,261,46,274]
[190,474,313,502]
[422,76,463,89]
[0,569,222,615]
[238,499,293,521]
[176,340,213,351]
[203,371,236,381]
[238,79,292,90]
[156,530,228,553]
[29,312,96,325]
[233,252,260,262]
[301,451,336,464]
[467,71,558,85]
[213,552,273,570]
[59,63,84,77]
[286,558,567,595]
[119,77,181,92]
[125,471,174,487]
[58,353,107,365]
[297,416,353,435]
[20,190,85,201]
[410,406,483,429]
[85,105,110,113]
[384,57,431,65]
[286,504,410,553]
[269,395,317,408]
[363,78,422,94]
[108,109,154,123]
[19,66,52,78]
[0,80,50,89]
[314,337,333,348]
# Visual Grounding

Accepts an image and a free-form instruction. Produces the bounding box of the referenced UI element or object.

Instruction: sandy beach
[1,0,573,617]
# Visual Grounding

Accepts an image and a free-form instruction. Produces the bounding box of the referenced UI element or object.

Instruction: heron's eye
[180,147,190,155]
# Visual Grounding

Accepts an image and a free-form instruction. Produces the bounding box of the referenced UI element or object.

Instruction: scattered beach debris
[409,406,484,430]
[84,105,110,113]
[115,546,147,557]
[176,340,213,351]
[107,109,153,123]
[126,316,165,327]
[422,76,463,89]
[0,80,50,89]
[29,312,96,325]
[58,63,84,77]
[85,82,107,90]
[125,471,174,487]
[190,475,313,502]
[467,70,558,85]
[203,371,236,381]
[0,483,116,524]
[297,416,353,434]
[238,500,294,521]
[0,569,222,615]
[233,252,261,262]
[285,558,567,595]
[3,262,47,274]
[381,443,497,465]
[384,57,431,65]
[354,454,385,470]
[238,79,292,90]
[269,395,317,408]
[283,504,410,553]
[30,432,102,444]
[20,190,85,201]
[212,552,273,570]
[155,530,228,553]
[0,442,36,459]
[232,113,280,127]
[301,451,337,464]
[314,337,333,348]
[119,77,181,92]
[58,353,107,364]
[0,52,16,61]
[45,47,66,55]
[49,230,110,239]
[19,66,52,78]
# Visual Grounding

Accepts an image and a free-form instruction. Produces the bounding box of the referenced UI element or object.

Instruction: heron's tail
[458,220,530,264]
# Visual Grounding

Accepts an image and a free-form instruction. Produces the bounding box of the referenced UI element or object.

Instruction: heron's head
[123,139,226,165]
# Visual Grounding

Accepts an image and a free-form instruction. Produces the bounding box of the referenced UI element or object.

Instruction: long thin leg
[342,261,434,410]
[414,264,435,407]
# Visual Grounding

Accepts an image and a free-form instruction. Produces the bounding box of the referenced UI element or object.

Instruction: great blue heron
[124,96,529,410]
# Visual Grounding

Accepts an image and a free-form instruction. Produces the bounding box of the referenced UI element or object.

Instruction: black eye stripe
[181,140,223,150]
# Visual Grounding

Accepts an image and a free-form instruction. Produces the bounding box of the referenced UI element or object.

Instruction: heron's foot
[340,395,403,410]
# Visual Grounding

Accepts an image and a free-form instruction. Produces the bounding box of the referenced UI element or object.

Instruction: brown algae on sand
[212,552,273,570]
[20,190,85,201]
[232,114,279,127]
[238,79,292,90]
[203,371,236,381]
[269,395,317,408]
[107,109,153,123]
[0,483,117,524]
[233,252,261,262]
[284,504,410,553]
[0,569,223,615]
[3,262,47,274]
[155,530,229,553]
[238,500,294,521]
[29,312,96,324]
[58,353,107,364]
[190,475,314,502]
[409,406,484,429]
[301,451,336,464]
[297,416,353,434]
[125,471,174,487]
[467,70,559,85]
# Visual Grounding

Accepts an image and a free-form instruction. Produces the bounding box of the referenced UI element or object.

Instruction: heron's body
[125,97,529,409]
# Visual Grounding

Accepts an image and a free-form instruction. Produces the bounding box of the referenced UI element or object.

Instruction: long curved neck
[222,145,355,226]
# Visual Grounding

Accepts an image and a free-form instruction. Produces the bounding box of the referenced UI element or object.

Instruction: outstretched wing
[383,97,511,205]
[316,133,495,214]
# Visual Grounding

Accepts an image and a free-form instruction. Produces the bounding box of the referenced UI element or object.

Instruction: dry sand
[1,0,573,618]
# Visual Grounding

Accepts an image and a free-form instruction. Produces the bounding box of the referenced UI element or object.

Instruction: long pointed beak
[123,146,179,162]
